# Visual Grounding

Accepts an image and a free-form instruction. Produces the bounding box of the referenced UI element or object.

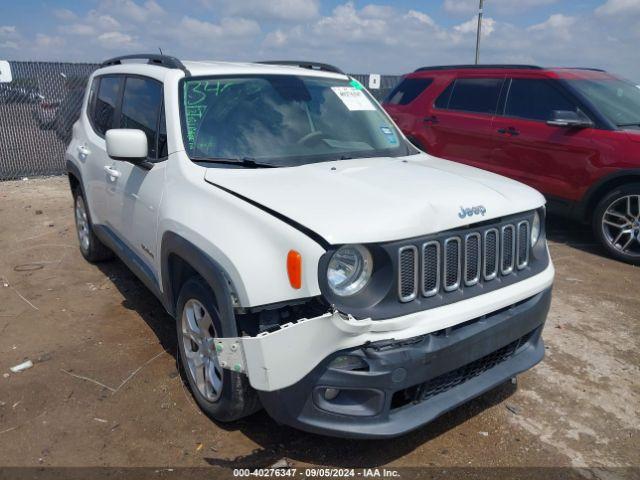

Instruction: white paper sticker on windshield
[331,86,376,111]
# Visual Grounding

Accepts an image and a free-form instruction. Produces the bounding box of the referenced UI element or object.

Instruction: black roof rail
[256,60,345,75]
[414,64,543,72]
[554,67,606,72]
[100,54,190,76]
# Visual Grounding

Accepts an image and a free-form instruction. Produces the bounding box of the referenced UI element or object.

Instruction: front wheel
[176,276,260,422]
[593,184,640,266]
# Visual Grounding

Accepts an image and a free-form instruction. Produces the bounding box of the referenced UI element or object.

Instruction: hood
[624,129,640,144]
[203,154,545,245]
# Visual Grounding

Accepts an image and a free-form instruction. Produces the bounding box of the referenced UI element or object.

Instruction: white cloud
[443,0,558,15]
[100,0,165,23]
[34,34,65,49]
[202,0,319,21]
[264,29,288,47]
[0,25,18,37]
[97,31,136,49]
[528,13,576,41]
[65,24,97,36]
[405,10,436,27]
[596,0,640,15]
[0,25,21,49]
[53,9,77,22]
[178,16,260,40]
[0,41,18,50]
[311,3,391,42]
[453,16,495,36]
[360,4,395,19]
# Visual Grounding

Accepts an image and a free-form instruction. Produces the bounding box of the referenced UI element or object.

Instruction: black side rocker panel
[92,225,165,303]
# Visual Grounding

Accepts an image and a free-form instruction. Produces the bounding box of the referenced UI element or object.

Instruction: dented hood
[203,154,546,245]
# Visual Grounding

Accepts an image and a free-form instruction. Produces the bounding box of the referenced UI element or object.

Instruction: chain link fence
[0,61,401,180]
[0,62,99,180]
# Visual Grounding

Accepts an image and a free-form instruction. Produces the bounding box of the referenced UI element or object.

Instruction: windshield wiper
[191,157,277,168]
[617,123,640,127]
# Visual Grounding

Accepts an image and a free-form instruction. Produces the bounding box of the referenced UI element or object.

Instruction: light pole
[475,0,484,64]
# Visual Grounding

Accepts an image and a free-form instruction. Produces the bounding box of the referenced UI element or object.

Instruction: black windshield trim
[191,157,277,168]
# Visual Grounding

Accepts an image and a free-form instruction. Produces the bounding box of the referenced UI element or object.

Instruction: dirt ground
[0,177,638,476]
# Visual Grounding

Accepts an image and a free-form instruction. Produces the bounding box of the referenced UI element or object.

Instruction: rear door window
[503,78,577,121]
[434,78,504,114]
[120,76,163,159]
[385,78,433,105]
[92,76,122,136]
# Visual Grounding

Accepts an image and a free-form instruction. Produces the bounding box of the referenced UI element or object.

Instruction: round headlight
[531,211,541,246]
[327,245,373,297]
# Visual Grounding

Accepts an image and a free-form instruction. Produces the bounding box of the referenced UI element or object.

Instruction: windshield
[179,75,415,167]
[569,77,640,128]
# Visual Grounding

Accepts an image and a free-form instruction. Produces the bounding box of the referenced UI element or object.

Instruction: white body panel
[158,152,327,306]
[204,154,546,244]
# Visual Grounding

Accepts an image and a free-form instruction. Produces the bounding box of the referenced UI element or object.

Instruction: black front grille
[501,225,515,274]
[391,329,536,409]
[396,215,532,303]
[464,234,480,285]
[398,246,417,302]
[484,229,498,280]
[422,242,440,296]
[444,238,460,291]
[517,222,529,268]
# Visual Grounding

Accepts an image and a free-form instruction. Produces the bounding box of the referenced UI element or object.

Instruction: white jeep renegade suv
[66,54,554,438]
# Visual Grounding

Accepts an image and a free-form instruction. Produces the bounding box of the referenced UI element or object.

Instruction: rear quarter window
[385,78,433,105]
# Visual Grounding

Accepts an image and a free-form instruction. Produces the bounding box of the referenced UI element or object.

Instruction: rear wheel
[593,184,640,265]
[176,276,260,422]
[73,189,113,263]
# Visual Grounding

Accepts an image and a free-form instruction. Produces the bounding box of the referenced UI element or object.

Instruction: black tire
[592,183,640,266]
[73,189,113,263]
[176,276,260,422]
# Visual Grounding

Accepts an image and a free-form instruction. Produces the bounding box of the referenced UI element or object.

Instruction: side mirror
[547,110,593,128]
[105,129,148,163]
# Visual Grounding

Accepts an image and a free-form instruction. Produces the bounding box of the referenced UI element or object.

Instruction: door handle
[498,127,520,136]
[423,115,439,124]
[103,165,121,178]
[77,145,90,159]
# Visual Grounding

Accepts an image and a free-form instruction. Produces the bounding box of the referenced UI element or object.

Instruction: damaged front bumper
[215,263,553,438]
[215,263,554,393]
[257,287,550,438]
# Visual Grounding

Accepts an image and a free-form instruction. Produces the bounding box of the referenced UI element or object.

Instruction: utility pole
[475,0,484,64]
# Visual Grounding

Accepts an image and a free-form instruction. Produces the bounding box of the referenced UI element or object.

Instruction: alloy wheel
[181,299,224,402]
[601,194,640,258]
[75,195,90,253]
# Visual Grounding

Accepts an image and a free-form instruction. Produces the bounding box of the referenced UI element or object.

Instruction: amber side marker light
[287,250,302,289]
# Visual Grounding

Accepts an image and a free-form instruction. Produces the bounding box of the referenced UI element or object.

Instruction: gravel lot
[0,177,638,478]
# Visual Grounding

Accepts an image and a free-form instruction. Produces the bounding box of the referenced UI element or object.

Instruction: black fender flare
[575,169,640,221]
[160,232,236,327]
[66,159,84,193]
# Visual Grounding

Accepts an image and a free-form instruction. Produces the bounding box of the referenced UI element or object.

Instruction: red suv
[383,65,640,265]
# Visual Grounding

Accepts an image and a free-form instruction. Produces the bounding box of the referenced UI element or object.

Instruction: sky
[1,0,639,80]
